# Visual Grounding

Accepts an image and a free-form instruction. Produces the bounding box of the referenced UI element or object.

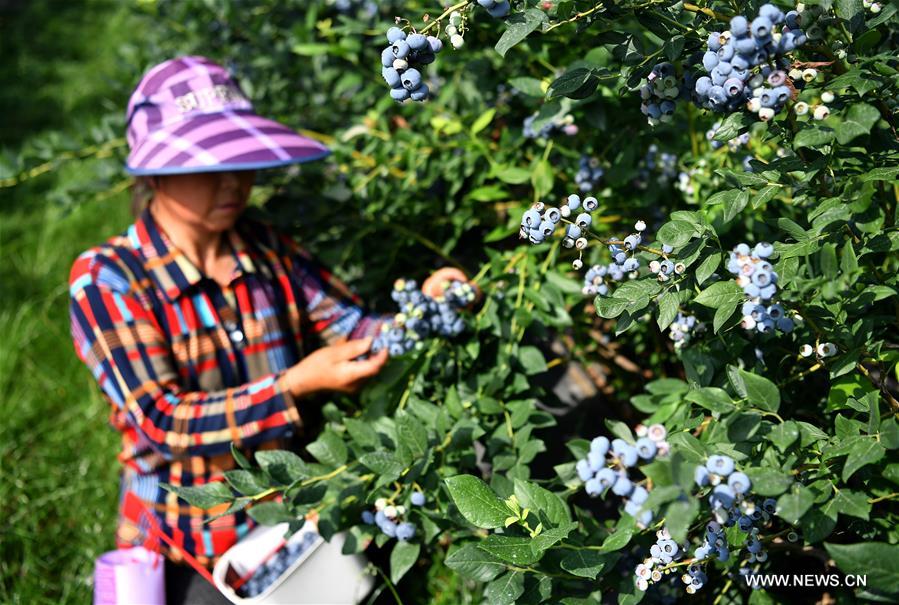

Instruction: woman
[69,56,466,604]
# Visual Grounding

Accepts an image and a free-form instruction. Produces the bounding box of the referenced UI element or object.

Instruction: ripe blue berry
[396,522,416,541]
[706,455,735,476]
[411,491,426,506]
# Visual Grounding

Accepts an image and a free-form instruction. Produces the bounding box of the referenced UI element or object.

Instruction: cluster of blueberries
[581,220,648,296]
[635,145,678,189]
[668,312,704,350]
[693,4,806,120]
[381,27,443,102]
[361,493,426,541]
[523,112,578,139]
[574,155,605,193]
[647,247,681,284]
[727,242,794,333]
[637,455,774,596]
[634,528,705,593]
[519,194,598,248]
[371,279,474,357]
[640,62,680,126]
[575,425,670,528]
[476,0,511,18]
[239,531,319,598]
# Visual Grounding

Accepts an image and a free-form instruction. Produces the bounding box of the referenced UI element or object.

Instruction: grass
[0,1,141,602]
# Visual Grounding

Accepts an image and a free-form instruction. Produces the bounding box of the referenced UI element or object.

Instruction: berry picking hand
[284,337,388,397]
[421,267,475,300]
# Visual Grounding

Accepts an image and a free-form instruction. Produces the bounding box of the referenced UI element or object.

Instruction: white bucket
[212,522,374,605]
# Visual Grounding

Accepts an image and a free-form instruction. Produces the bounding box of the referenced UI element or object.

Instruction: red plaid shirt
[69,207,382,567]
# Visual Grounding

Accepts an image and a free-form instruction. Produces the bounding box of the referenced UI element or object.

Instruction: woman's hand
[284,337,388,398]
[421,267,477,299]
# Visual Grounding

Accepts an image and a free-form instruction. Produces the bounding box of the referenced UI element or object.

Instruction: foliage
[5,0,899,603]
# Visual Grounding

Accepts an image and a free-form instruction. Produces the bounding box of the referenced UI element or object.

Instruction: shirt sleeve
[69,253,302,460]
[277,234,388,347]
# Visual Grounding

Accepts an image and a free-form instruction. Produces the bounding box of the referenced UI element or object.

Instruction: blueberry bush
[7,0,898,602]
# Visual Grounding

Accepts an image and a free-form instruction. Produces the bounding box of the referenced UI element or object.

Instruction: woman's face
[152,170,256,232]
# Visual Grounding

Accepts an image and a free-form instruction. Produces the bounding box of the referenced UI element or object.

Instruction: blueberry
[612,474,634,497]
[723,77,744,97]
[583,196,599,212]
[702,51,719,72]
[587,450,605,472]
[521,208,541,228]
[380,519,398,538]
[391,40,411,59]
[576,458,594,482]
[567,194,582,210]
[735,37,757,54]
[544,207,561,223]
[584,477,603,496]
[751,16,773,38]
[411,491,426,506]
[754,242,774,258]
[695,76,712,95]
[401,68,422,90]
[630,485,649,505]
[695,465,710,487]
[776,317,794,332]
[477,0,496,6]
[707,32,722,51]
[785,10,800,29]
[386,27,406,43]
[396,522,416,541]
[596,467,617,489]
[427,36,443,53]
[390,87,410,102]
[575,213,592,230]
[711,484,736,508]
[706,455,735,476]
[381,47,396,68]
[382,67,401,88]
[635,437,657,460]
[624,499,641,516]
[361,510,375,524]
[759,3,784,24]
[730,15,749,37]
[487,0,511,17]
[406,33,428,50]
[717,43,735,61]
[617,445,639,468]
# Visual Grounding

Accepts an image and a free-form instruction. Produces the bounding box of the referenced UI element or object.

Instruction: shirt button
[229,329,245,345]
[223,320,238,332]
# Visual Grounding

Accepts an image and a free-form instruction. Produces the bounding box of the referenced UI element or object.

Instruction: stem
[418,1,471,35]
[544,2,605,33]
[300,464,350,487]
[373,565,404,605]
[712,578,733,605]
[868,492,899,504]
[683,2,730,20]
[857,363,899,412]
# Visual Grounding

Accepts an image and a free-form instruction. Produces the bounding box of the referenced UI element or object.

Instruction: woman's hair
[131,176,155,217]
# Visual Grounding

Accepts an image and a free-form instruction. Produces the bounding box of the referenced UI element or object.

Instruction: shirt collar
[134,207,261,302]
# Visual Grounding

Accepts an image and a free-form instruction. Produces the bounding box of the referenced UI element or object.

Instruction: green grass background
[1,2,138,602]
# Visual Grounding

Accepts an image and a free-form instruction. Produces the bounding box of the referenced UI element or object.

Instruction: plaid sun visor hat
[124,56,329,175]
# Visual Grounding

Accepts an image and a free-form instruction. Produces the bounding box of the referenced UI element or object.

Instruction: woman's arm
[70,262,300,460]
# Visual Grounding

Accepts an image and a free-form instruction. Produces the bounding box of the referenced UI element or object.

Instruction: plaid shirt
[69,207,382,567]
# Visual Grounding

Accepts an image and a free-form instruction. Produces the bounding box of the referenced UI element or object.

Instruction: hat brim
[125,111,330,176]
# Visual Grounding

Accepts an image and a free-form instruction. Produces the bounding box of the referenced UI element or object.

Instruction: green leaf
[600,517,636,552]
[685,387,735,414]
[768,421,799,452]
[723,189,750,223]
[518,345,547,375]
[752,184,780,209]
[508,77,545,97]
[595,295,628,319]
[834,0,864,32]
[834,103,880,144]
[727,366,781,412]
[656,291,679,330]
[665,498,699,543]
[359,451,404,477]
[548,67,599,99]
[776,484,814,524]
[860,166,899,182]
[825,542,899,593]
[530,522,577,552]
[712,112,750,141]
[495,9,547,57]
[695,281,744,309]
[530,159,554,198]
[162,481,233,509]
[485,571,525,605]
[794,127,835,149]
[560,550,610,579]
[657,220,698,247]
[224,470,269,496]
[445,543,506,582]
[479,535,543,565]
[842,436,885,481]
[247,501,294,526]
[396,413,429,461]
[306,430,347,467]
[745,467,793,496]
[513,479,571,526]
[471,108,497,136]
[390,540,420,584]
[828,69,880,96]
[255,450,311,485]
[832,490,871,520]
[694,253,720,287]
[445,475,512,529]
[231,443,252,470]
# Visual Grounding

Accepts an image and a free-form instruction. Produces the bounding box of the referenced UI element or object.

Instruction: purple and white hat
[124,56,329,175]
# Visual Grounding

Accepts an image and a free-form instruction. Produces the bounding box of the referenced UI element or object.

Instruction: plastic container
[212,522,374,604]
[93,546,165,605]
